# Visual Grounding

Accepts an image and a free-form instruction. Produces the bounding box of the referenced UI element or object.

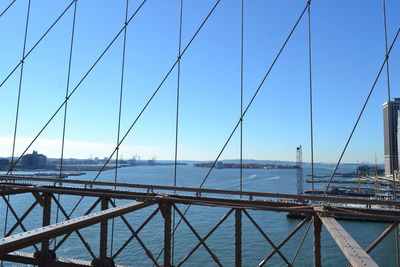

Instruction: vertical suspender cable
[9,0,31,174]
[307,0,314,195]
[240,0,244,197]
[382,0,396,199]
[172,0,184,263]
[3,1,31,264]
[382,0,399,264]
[110,0,129,257]
[54,0,78,249]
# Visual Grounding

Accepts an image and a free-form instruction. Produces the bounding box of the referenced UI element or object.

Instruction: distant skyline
[1,0,400,164]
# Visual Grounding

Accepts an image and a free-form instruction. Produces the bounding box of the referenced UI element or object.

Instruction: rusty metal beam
[173,204,223,266]
[0,251,128,267]
[1,176,400,207]
[318,214,378,267]
[177,209,233,267]
[0,200,155,255]
[366,221,399,253]
[259,216,311,266]
[242,210,291,265]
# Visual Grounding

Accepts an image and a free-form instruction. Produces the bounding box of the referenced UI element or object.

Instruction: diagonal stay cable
[0,0,76,88]
[67,0,222,219]
[154,3,309,262]
[323,24,400,195]
[0,0,17,18]
[54,0,78,250]
[239,0,244,197]
[172,0,184,264]
[290,216,313,265]
[2,2,31,265]
[4,0,148,175]
[110,0,129,257]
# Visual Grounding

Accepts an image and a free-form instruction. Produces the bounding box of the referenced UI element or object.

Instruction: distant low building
[21,150,47,169]
[0,158,9,169]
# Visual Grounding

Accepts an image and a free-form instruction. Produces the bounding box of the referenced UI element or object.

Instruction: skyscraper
[383,98,400,176]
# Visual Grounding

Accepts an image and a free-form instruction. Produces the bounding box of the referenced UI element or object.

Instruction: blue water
[1,165,398,266]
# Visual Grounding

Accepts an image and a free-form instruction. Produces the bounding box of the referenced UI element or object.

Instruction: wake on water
[263,176,280,180]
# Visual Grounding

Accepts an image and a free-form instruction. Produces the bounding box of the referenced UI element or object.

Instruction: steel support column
[34,192,56,265]
[235,209,242,267]
[313,215,321,267]
[100,197,108,259]
[161,203,172,267]
[92,197,115,267]
[42,192,51,251]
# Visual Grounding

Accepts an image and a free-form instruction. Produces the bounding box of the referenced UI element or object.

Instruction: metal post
[100,197,108,259]
[313,215,321,267]
[163,203,172,267]
[235,209,242,267]
[42,192,51,252]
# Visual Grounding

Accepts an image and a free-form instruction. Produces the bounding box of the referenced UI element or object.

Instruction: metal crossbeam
[0,200,155,255]
[318,213,378,267]
[1,176,399,207]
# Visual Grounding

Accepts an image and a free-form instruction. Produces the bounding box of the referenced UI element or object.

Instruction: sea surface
[1,164,398,266]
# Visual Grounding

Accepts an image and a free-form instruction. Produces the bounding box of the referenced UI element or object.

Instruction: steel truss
[0,178,399,267]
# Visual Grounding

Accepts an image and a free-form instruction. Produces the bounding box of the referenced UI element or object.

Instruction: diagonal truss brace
[316,207,378,267]
[0,200,155,255]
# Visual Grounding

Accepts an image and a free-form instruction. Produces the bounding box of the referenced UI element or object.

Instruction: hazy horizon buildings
[383,98,400,176]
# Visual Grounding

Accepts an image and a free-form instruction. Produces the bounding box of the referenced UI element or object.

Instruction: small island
[194,161,299,169]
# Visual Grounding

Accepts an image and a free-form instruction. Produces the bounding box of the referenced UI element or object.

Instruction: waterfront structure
[383,98,400,176]
[21,150,47,169]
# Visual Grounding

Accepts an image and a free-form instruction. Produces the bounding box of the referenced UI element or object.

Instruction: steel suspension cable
[199,2,308,190]
[3,0,31,262]
[0,0,17,18]
[308,0,315,195]
[5,0,148,174]
[110,0,129,257]
[0,0,77,89]
[154,3,309,263]
[290,216,313,265]
[323,25,400,195]
[382,0,396,203]
[172,0,184,264]
[54,0,78,250]
[65,0,221,221]
[382,0,399,264]
[240,0,244,197]
[9,0,31,174]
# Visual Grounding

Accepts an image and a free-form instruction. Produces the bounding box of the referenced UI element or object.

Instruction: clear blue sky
[0,0,399,163]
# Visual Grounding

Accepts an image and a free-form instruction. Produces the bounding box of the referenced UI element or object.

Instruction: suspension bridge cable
[154,3,309,262]
[240,0,244,197]
[0,0,17,18]
[172,0,184,264]
[382,0,399,264]
[307,0,315,195]
[65,0,221,221]
[323,25,400,196]
[3,0,31,258]
[54,0,78,250]
[5,0,148,174]
[110,0,129,258]
[9,0,31,174]
[198,2,308,189]
[382,0,396,202]
[0,0,77,89]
